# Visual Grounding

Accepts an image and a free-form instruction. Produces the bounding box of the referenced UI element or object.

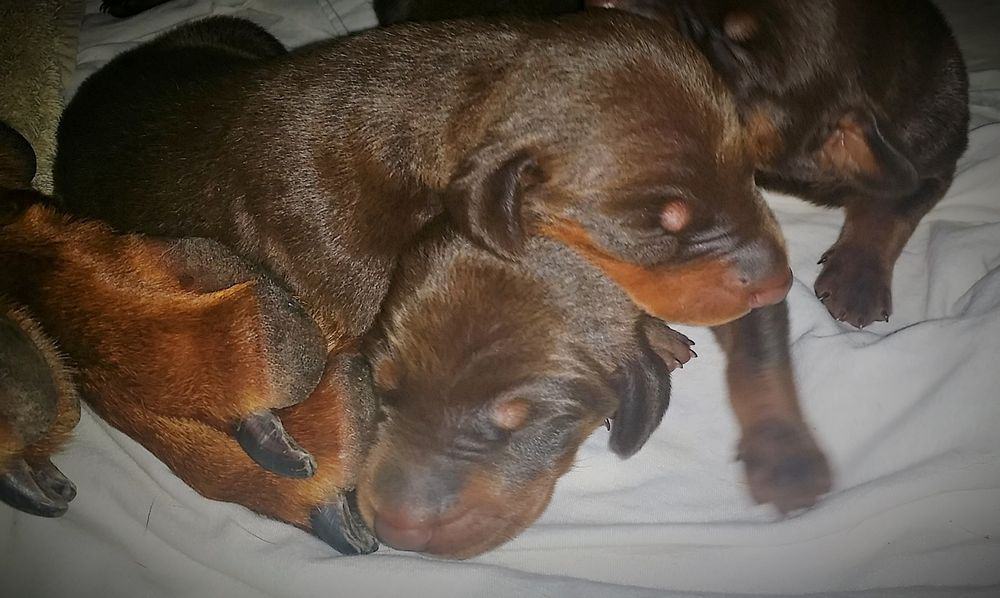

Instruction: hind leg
[815,178,949,328]
[149,237,327,478]
[713,302,831,514]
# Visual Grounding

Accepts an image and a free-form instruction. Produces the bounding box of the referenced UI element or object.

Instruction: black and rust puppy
[55,14,825,514]
[380,0,971,328]
[664,0,970,328]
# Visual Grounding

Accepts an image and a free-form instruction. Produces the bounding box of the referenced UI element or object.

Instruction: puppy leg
[815,178,950,328]
[713,302,831,514]
[155,237,327,478]
[0,305,80,516]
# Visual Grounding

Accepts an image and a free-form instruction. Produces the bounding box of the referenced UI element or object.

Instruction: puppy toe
[0,458,69,517]
[234,411,317,478]
[814,246,892,328]
[642,317,697,371]
[310,491,379,556]
[29,458,77,503]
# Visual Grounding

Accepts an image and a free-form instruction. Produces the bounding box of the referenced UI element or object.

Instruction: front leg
[712,301,831,513]
[815,179,947,328]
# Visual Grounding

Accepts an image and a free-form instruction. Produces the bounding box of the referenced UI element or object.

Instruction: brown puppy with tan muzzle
[54,13,825,523]
[378,0,970,330]
[357,224,692,558]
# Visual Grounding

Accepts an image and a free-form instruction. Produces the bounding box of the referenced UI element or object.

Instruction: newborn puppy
[55,14,788,335]
[666,0,970,328]
[358,226,686,558]
[379,0,970,328]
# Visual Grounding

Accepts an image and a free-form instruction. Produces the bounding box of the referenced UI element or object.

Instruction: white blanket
[2,1,998,596]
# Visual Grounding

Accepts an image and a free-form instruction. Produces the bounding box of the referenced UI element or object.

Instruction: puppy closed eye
[659,198,691,233]
[491,399,531,431]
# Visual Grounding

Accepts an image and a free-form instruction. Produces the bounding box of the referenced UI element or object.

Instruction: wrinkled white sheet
[2,1,998,596]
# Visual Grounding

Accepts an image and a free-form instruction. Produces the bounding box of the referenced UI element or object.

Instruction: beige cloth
[0,0,84,193]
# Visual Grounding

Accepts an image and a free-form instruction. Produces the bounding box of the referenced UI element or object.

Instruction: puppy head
[356,236,669,559]
[445,16,790,326]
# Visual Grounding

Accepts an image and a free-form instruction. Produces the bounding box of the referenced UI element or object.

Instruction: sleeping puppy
[663,0,970,328]
[379,0,971,328]
[0,123,361,533]
[358,225,689,558]
[55,14,826,513]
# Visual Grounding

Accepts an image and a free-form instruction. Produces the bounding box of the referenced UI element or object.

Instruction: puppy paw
[0,458,76,517]
[642,317,697,371]
[814,244,892,328]
[234,411,317,479]
[738,420,832,514]
[310,491,379,556]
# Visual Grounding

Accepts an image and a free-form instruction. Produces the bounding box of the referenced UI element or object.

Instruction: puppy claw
[814,244,893,328]
[0,459,70,518]
[29,459,76,503]
[642,318,697,372]
[310,491,379,556]
[234,411,317,479]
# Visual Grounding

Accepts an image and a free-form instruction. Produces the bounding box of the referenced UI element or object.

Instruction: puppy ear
[817,110,918,196]
[445,145,542,258]
[608,318,672,458]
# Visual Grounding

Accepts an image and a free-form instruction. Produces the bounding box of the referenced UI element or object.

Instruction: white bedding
[2,1,999,596]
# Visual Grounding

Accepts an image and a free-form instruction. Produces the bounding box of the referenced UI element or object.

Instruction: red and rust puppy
[55,14,824,514]
[0,123,380,551]
[357,225,692,558]
[377,0,970,329]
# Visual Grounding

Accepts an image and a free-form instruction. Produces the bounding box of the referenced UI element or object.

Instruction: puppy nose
[373,507,434,552]
[747,267,792,308]
[732,236,791,307]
